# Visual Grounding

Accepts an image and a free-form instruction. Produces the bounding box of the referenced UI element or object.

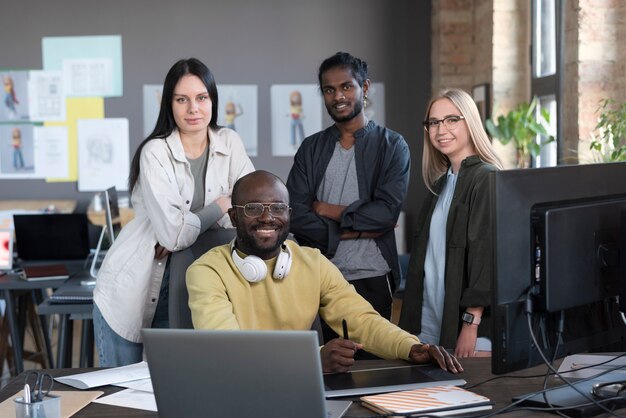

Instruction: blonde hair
[422,88,503,193]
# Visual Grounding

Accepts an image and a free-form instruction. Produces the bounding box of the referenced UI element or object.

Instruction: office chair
[168,228,237,329]
[168,231,325,344]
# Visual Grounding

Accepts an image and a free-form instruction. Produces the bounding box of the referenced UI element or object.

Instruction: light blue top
[419,169,457,345]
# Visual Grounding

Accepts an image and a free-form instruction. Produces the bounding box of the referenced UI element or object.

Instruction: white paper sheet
[114,378,154,393]
[63,58,114,97]
[92,388,157,412]
[55,361,150,389]
[34,126,69,178]
[27,70,66,121]
[77,118,129,191]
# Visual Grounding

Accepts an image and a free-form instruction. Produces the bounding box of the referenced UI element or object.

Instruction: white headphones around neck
[230,240,292,282]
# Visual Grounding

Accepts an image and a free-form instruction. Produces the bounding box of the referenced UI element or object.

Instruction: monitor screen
[13,214,91,261]
[103,186,121,245]
[0,229,13,270]
[490,162,626,374]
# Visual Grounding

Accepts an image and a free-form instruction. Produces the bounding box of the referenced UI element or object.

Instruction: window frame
[530,0,564,166]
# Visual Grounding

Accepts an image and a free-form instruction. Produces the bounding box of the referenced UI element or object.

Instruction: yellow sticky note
[44,97,105,182]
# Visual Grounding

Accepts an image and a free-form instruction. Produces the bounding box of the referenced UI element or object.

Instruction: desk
[3,358,618,417]
[0,260,92,374]
[0,200,76,229]
[0,273,66,375]
[87,206,134,228]
[38,277,94,369]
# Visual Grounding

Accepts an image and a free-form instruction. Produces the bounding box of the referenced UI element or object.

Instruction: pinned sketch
[33,126,69,178]
[44,97,104,182]
[77,118,129,191]
[0,124,37,178]
[270,84,322,156]
[62,58,113,97]
[142,84,163,138]
[42,35,123,97]
[0,71,30,122]
[218,84,258,157]
[28,70,66,122]
[364,82,385,125]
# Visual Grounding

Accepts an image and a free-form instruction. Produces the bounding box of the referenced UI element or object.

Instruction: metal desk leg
[55,313,72,368]
[80,319,94,367]
[2,289,23,375]
[33,289,54,368]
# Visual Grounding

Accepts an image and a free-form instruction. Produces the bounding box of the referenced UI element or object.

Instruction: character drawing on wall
[12,127,24,170]
[224,101,243,131]
[288,90,305,148]
[3,75,19,119]
[87,134,113,166]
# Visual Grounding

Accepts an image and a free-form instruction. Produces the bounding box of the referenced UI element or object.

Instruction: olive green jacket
[399,156,497,348]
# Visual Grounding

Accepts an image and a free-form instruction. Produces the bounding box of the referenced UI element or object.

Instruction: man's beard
[236,221,290,259]
[328,98,363,123]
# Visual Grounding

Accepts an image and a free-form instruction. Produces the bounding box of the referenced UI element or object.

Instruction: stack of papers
[55,361,157,412]
[361,385,492,416]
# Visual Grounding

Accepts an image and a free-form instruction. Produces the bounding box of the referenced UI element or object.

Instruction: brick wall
[431,0,528,168]
[572,0,626,163]
[432,0,625,167]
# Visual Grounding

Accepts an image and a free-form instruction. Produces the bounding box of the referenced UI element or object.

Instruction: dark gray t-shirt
[187,144,222,232]
[316,142,389,280]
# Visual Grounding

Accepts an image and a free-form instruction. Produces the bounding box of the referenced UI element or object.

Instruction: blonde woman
[399,88,503,358]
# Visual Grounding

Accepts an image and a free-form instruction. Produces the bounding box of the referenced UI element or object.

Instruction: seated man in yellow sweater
[187,170,462,374]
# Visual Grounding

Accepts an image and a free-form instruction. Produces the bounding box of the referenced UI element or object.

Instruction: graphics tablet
[324,364,466,398]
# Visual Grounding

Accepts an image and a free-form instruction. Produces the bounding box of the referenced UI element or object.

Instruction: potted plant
[486,97,554,168]
[589,98,626,162]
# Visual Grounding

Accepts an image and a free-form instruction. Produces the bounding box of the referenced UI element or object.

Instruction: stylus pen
[342,319,349,340]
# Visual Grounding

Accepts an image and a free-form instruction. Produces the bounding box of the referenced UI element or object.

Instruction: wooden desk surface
[0,359,622,417]
[86,207,134,227]
[0,200,76,213]
[0,200,77,229]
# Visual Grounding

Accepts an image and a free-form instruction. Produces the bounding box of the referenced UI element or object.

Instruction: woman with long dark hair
[93,58,254,366]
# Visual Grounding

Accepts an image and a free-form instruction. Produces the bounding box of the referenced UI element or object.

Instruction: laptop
[142,329,328,418]
[13,214,90,261]
[0,229,13,271]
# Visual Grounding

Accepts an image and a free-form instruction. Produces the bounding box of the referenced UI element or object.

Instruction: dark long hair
[317,51,369,88]
[128,58,220,194]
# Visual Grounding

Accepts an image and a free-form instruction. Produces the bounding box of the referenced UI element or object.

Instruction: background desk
[0,200,77,229]
[0,273,66,375]
[37,276,94,369]
[1,358,614,417]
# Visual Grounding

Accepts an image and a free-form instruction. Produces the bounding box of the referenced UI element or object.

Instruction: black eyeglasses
[422,115,466,133]
[232,203,290,217]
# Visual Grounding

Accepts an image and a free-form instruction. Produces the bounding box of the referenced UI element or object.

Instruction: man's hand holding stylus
[409,344,464,374]
[320,338,363,373]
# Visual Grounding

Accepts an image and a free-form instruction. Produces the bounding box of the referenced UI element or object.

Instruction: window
[531,0,562,167]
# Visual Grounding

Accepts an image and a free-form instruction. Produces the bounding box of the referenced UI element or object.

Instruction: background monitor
[490,162,626,374]
[0,229,13,270]
[103,186,121,245]
[13,214,90,261]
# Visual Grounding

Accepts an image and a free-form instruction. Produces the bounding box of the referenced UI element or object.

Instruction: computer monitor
[491,162,626,374]
[0,229,13,270]
[89,186,122,279]
[103,186,121,245]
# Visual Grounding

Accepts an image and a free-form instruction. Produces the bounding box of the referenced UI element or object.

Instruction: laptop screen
[13,214,90,260]
[142,329,327,418]
[0,229,13,270]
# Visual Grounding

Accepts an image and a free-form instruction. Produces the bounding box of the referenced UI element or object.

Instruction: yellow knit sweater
[186,240,420,360]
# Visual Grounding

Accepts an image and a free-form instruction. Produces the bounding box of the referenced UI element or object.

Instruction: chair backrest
[168,228,236,329]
